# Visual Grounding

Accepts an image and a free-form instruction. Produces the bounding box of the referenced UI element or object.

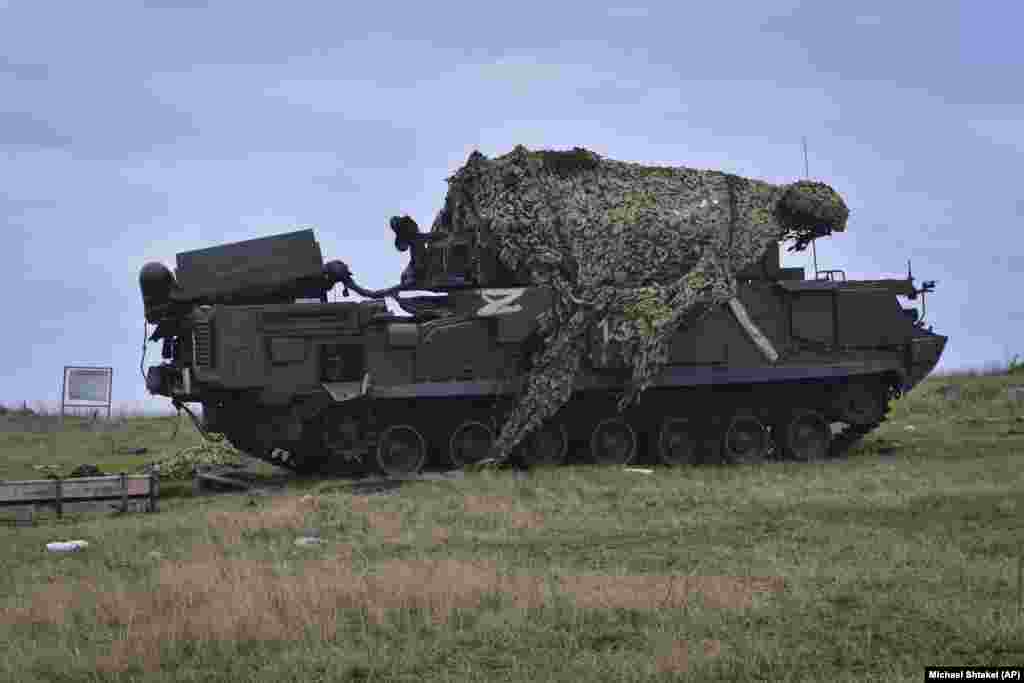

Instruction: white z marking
[476,288,526,317]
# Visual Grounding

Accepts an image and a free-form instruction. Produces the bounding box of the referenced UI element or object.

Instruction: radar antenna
[803,135,819,279]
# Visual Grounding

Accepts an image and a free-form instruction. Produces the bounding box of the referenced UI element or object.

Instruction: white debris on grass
[45,540,89,553]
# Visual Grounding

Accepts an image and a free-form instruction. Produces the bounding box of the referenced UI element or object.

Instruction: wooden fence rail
[0,473,159,527]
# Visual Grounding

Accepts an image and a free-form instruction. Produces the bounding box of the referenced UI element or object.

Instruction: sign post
[61,366,113,419]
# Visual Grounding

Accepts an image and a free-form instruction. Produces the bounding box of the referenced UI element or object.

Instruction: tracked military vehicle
[139,149,947,475]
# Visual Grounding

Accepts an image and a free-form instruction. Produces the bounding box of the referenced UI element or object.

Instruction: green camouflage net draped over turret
[429,146,849,461]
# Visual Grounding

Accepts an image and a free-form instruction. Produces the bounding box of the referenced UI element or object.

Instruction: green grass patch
[1,369,1023,681]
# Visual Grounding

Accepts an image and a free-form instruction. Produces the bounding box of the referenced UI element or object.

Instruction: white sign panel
[62,366,112,407]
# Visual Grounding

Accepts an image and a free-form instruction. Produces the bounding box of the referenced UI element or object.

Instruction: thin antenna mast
[802,135,810,178]
[803,136,818,278]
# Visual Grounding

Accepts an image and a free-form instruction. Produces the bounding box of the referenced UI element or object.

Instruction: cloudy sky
[2,0,1020,414]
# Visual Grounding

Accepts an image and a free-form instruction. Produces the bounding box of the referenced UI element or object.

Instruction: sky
[2,0,1021,415]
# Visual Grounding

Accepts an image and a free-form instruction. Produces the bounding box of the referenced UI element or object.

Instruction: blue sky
[2,0,1020,414]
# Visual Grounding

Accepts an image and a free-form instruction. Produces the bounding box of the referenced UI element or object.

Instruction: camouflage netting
[139,432,244,480]
[428,146,849,461]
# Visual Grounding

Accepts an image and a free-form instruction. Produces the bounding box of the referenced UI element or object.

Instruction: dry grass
[365,510,404,542]
[463,494,547,529]
[654,639,723,674]
[3,579,80,628]
[206,494,323,544]
[431,525,451,543]
[655,643,729,671]
[557,574,784,610]
[1,529,771,676]
[656,639,691,674]
[1,551,560,674]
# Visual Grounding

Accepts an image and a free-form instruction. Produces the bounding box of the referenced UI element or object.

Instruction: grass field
[1,369,1023,682]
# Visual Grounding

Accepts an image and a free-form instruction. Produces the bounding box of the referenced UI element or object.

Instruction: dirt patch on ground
[3,551,539,672]
[655,638,723,673]
[463,495,546,530]
[364,510,403,542]
[558,575,784,609]
[347,496,455,545]
[205,494,322,543]
[430,526,451,544]
[1,542,776,675]
[348,497,405,543]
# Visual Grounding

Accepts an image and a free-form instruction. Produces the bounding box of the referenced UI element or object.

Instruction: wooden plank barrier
[0,473,159,527]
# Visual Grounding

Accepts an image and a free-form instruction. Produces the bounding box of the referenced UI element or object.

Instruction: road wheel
[589,417,637,465]
[449,420,495,468]
[657,417,701,466]
[777,409,831,462]
[721,412,769,464]
[519,420,569,467]
[376,424,427,476]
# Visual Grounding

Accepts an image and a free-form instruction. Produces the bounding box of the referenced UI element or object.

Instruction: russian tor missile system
[139,148,947,475]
